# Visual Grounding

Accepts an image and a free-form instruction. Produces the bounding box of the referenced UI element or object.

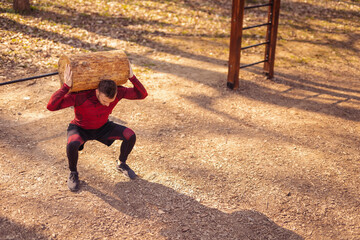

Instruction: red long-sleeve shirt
[47,75,147,129]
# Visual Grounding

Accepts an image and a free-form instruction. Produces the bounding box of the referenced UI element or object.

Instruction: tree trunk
[13,0,31,13]
[58,50,130,93]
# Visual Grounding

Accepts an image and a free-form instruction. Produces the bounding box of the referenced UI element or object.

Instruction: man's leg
[117,128,137,179]
[119,128,136,163]
[66,126,85,191]
[101,123,137,179]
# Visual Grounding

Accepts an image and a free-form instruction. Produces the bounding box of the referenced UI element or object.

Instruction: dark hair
[98,80,117,98]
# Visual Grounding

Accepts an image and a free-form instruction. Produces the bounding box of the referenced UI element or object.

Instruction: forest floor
[0,0,360,239]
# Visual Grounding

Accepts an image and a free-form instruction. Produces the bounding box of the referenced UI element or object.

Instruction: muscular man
[47,63,147,191]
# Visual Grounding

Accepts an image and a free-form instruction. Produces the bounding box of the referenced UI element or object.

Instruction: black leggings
[66,122,136,172]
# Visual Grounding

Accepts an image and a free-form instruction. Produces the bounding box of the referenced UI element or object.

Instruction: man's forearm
[47,84,73,111]
[129,75,148,99]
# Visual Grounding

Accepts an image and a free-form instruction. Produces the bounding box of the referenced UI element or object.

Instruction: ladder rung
[244,3,272,10]
[240,60,267,69]
[243,23,270,30]
[241,41,269,50]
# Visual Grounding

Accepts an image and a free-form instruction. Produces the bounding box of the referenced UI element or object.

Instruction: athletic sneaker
[116,161,137,180]
[68,171,80,191]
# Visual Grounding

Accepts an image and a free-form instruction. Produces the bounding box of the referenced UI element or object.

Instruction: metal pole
[244,3,271,10]
[0,72,59,86]
[240,60,267,69]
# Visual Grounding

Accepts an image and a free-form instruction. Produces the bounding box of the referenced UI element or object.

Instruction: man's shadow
[84,179,303,240]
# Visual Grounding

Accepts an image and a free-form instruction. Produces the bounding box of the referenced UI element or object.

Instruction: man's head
[96,80,117,106]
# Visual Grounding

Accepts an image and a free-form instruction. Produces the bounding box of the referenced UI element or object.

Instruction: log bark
[13,0,31,13]
[58,50,130,93]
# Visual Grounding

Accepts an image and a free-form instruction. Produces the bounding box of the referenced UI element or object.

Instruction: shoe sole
[116,167,137,180]
[68,184,80,192]
[68,180,80,192]
[69,187,79,192]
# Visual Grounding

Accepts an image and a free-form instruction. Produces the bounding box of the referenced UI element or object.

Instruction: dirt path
[1,0,360,239]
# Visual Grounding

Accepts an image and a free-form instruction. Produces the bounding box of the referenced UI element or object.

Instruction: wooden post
[264,0,281,79]
[13,0,31,13]
[227,0,245,90]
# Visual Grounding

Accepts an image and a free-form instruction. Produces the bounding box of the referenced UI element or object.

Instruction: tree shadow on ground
[0,216,48,240]
[0,15,113,52]
[281,0,360,24]
[0,113,303,239]
[0,6,228,68]
[1,0,358,68]
[3,0,357,58]
[241,66,360,120]
[130,51,360,122]
[84,179,304,240]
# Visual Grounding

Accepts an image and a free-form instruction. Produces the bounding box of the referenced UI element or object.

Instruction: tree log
[58,50,130,93]
[13,0,31,13]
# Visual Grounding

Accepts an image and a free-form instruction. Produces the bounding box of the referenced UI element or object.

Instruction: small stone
[182,226,190,232]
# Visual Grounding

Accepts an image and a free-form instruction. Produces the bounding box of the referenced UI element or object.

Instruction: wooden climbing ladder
[227,0,281,89]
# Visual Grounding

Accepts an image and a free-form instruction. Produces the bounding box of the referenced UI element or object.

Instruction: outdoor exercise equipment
[0,50,130,92]
[0,72,59,86]
[227,0,281,90]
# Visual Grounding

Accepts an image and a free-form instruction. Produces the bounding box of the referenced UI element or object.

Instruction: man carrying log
[47,63,148,191]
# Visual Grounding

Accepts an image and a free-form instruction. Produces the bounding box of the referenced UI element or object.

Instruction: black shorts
[67,121,127,147]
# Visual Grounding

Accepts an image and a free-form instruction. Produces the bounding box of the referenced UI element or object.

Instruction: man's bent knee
[123,128,135,141]
[67,141,82,152]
